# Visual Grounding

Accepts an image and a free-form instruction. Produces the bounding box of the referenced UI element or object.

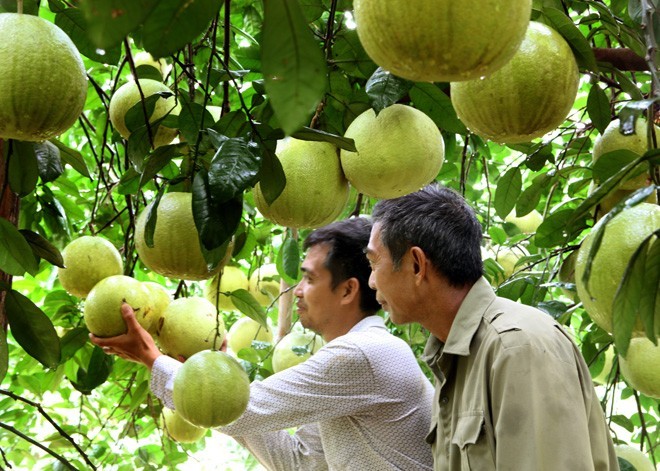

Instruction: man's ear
[410,246,428,282]
[340,277,360,305]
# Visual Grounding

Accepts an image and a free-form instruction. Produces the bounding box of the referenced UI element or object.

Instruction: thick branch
[0,139,20,332]
[593,48,649,71]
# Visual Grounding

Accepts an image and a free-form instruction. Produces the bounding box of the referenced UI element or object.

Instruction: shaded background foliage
[0,0,658,469]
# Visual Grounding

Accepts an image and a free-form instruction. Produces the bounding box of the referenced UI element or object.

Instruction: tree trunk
[0,139,20,331]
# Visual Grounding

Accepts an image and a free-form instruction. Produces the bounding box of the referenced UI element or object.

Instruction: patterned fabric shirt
[151,315,434,470]
[423,277,619,471]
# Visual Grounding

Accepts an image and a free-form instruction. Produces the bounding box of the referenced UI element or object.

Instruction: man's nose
[368,271,376,290]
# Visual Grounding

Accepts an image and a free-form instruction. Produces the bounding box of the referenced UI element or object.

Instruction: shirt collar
[348,315,387,333]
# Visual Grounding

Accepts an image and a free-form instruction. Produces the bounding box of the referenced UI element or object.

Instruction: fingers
[121,302,143,330]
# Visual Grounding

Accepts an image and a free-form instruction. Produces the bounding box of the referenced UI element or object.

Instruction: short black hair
[372,184,483,287]
[304,217,381,315]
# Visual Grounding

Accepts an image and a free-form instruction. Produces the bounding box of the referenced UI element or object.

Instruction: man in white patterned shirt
[91,217,434,470]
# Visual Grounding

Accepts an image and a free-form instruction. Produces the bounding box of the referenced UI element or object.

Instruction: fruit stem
[17,0,23,14]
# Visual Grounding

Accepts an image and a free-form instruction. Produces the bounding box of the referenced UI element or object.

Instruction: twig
[0,421,79,470]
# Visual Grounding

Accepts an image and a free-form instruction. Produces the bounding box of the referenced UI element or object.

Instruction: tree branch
[593,48,649,71]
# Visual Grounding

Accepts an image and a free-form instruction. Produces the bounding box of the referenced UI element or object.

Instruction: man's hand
[90,303,162,370]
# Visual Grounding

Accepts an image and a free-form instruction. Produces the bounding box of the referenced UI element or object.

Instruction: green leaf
[8,141,39,197]
[535,208,587,248]
[212,110,250,138]
[592,149,644,183]
[365,67,413,114]
[494,167,522,219]
[141,0,222,58]
[230,289,268,328]
[124,93,165,135]
[72,346,113,394]
[143,188,165,248]
[5,290,61,369]
[290,127,356,152]
[261,0,327,135]
[640,237,660,339]
[256,146,286,205]
[19,230,64,268]
[587,84,611,134]
[0,217,39,276]
[277,235,300,284]
[80,0,158,50]
[516,173,552,217]
[618,458,636,471]
[55,7,121,64]
[176,97,214,144]
[60,327,90,363]
[138,145,184,189]
[50,139,91,178]
[410,83,467,135]
[543,8,598,71]
[208,138,262,204]
[34,141,64,184]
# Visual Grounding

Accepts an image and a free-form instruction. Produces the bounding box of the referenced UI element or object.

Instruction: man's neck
[420,281,473,343]
[322,312,371,342]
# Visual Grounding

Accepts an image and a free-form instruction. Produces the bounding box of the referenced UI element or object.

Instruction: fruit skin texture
[140,281,171,335]
[340,104,445,199]
[156,297,225,359]
[135,192,231,281]
[248,264,280,307]
[227,316,274,355]
[613,445,655,471]
[272,330,325,373]
[451,22,579,144]
[173,350,250,428]
[593,119,657,190]
[162,409,207,443]
[253,138,349,229]
[204,266,249,311]
[353,0,531,82]
[109,78,180,148]
[575,203,660,334]
[0,13,87,141]
[57,236,123,298]
[83,275,152,337]
[618,337,660,399]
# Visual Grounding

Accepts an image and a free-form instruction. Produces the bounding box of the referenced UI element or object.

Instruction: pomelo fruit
[353,0,531,82]
[248,264,280,307]
[109,78,180,148]
[140,281,171,335]
[227,316,274,355]
[494,246,529,286]
[596,187,657,221]
[133,51,166,79]
[162,408,206,444]
[451,22,579,144]
[505,209,543,234]
[57,236,123,298]
[575,203,660,334]
[614,444,655,471]
[618,337,660,399]
[253,138,349,229]
[339,104,444,198]
[593,119,658,190]
[173,350,250,428]
[135,192,232,280]
[272,330,325,373]
[204,266,249,311]
[83,275,153,337]
[0,13,87,141]
[156,297,225,359]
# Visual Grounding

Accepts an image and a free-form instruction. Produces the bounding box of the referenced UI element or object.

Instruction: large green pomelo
[451,21,579,144]
[162,409,207,443]
[173,350,250,428]
[227,316,274,355]
[272,330,325,373]
[340,104,444,199]
[575,203,660,334]
[353,0,531,82]
[253,138,349,229]
[618,337,660,399]
[57,236,123,298]
[140,281,171,335]
[156,297,225,359]
[0,13,87,141]
[109,78,180,148]
[614,445,655,471]
[83,275,153,337]
[204,266,249,311]
[135,192,232,280]
[593,119,658,190]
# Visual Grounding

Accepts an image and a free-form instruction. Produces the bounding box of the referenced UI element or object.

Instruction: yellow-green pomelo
[135,192,232,280]
[272,331,325,373]
[494,246,529,286]
[109,78,180,148]
[227,317,274,354]
[83,275,152,337]
[156,297,225,359]
[558,250,578,301]
[173,350,250,428]
[505,209,543,234]
[575,203,660,334]
[618,337,660,399]
[340,104,444,198]
[133,51,166,79]
[162,409,207,444]
[204,266,249,311]
[593,119,658,190]
[0,13,87,141]
[248,264,280,307]
[614,445,655,471]
[353,0,531,82]
[596,188,657,221]
[253,138,349,229]
[140,281,171,335]
[57,236,123,298]
[451,22,579,144]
